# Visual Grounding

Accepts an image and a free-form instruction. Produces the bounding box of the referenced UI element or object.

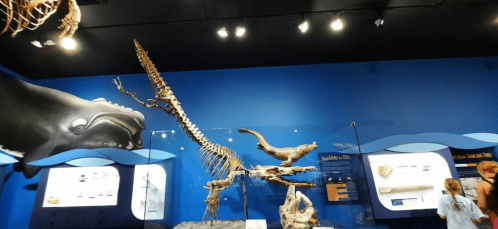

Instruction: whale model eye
[72,118,87,134]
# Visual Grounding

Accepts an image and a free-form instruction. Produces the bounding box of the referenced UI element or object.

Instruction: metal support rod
[351,122,362,154]
[241,174,249,220]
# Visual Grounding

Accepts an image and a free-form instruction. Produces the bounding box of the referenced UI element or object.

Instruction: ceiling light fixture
[218,21,228,38]
[30,40,43,48]
[218,26,228,37]
[294,14,309,33]
[61,37,76,50]
[374,10,384,27]
[331,18,343,31]
[235,26,246,37]
[374,18,384,27]
[44,40,57,46]
[298,21,309,33]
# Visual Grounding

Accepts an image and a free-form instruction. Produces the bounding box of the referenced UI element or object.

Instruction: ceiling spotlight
[235,26,246,37]
[61,37,76,50]
[374,18,384,27]
[30,40,42,48]
[374,10,384,27]
[298,21,309,33]
[44,40,57,46]
[331,18,343,31]
[218,26,228,38]
[294,14,309,33]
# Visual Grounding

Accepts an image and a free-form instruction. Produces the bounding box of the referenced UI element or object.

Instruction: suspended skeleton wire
[0,0,80,37]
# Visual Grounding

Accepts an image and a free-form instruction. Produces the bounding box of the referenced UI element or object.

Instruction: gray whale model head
[0,74,145,178]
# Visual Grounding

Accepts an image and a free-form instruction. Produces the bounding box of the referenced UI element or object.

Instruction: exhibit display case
[142,124,377,228]
[5,116,497,229]
[1,123,387,229]
[1,41,498,229]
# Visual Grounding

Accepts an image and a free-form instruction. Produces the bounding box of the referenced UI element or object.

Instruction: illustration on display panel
[0,0,80,37]
[114,40,319,225]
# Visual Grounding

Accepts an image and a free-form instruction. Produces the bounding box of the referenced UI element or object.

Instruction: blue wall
[1,57,498,228]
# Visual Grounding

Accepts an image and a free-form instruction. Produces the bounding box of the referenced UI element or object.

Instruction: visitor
[438,178,484,229]
[477,161,498,228]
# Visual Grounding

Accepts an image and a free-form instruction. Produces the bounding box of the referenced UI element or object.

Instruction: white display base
[42,166,120,207]
[246,219,267,229]
[131,164,166,220]
[368,152,452,211]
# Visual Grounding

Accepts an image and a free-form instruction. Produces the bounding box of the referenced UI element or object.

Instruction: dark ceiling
[1,0,498,79]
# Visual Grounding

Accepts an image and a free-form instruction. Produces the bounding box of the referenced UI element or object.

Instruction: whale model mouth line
[0,145,25,158]
[92,98,146,121]
[86,118,144,149]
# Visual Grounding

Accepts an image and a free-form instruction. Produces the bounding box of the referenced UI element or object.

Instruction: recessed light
[61,37,76,50]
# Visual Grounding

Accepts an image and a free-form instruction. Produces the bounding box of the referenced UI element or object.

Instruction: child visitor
[438,178,484,229]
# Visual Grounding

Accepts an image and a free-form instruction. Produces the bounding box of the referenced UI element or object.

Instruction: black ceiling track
[75,0,108,5]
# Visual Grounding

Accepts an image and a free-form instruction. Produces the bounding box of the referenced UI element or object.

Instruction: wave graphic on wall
[0,150,18,165]
[339,133,498,154]
[0,148,175,166]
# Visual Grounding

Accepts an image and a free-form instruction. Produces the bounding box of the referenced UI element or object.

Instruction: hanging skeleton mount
[1,0,81,37]
[114,39,317,223]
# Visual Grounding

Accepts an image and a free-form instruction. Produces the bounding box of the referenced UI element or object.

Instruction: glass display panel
[144,124,383,229]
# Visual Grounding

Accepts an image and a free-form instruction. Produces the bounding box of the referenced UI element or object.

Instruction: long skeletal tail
[238,128,272,151]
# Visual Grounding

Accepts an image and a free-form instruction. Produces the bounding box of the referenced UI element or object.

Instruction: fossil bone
[252,165,317,187]
[1,0,80,37]
[238,128,318,167]
[378,164,393,178]
[114,40,317,224]
[47,196,60,204]
[378,185,434,194]
[279,185,319,229]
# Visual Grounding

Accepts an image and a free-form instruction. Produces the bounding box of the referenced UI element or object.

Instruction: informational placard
[367,152,452,211]
[131,164,166,220]
[246,219,267,229]
[43,166,120,207]
[319,153,360,204]
[451,148,495,201]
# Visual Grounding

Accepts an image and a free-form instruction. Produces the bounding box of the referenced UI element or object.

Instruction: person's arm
[477,181,489,212]
[437,196,447,220]
[471,197,486,223]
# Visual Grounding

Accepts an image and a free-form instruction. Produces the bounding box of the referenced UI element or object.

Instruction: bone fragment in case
[379,185,434,194]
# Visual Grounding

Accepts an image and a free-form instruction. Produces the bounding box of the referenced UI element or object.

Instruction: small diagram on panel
[42,166,120,208]
[131,164,166,220]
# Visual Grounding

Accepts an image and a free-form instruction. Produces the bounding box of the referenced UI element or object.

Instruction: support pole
[241,174,249,220]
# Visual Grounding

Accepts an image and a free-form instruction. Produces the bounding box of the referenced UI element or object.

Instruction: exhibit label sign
[319,152,360,204]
